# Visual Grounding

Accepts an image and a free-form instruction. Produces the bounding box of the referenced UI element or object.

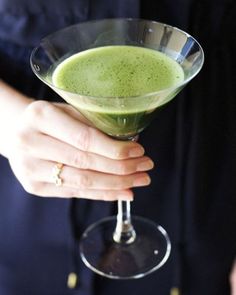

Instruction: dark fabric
[0,0,139,46]
[0,0,236,295]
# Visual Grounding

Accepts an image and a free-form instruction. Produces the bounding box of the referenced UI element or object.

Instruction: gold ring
[52,163,64,186]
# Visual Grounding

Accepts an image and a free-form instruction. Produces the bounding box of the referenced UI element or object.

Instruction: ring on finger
[52,162,64,187]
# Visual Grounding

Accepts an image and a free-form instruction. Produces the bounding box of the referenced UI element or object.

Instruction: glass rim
[30,18,205,100]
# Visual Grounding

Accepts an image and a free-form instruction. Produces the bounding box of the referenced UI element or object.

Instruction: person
[231,261,236,295]
[0,0,235,294]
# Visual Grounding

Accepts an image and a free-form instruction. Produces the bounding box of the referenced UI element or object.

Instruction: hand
[8,100,154,201]
[230,260,236,295]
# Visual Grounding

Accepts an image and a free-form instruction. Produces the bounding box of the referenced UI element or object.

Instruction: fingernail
[129,146,145,158]
[133,175,151,187]
[137,159,154,171]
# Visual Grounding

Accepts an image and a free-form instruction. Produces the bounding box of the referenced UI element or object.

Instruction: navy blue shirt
[0,1,236,295]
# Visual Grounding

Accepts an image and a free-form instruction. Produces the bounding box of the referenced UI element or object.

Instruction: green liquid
[52,46,184,137]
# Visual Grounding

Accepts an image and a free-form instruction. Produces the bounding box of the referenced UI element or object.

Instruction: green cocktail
[31,19,204,279]
[52,46,184,138]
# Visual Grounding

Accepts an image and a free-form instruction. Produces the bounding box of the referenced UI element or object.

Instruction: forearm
[0,79,33,158]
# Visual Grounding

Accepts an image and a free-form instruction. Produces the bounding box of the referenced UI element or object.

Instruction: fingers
[32,159,150,190]
[11,101,154,201]
[29,183,134,201]
[15,157,151,201]
[23,101,144,159]
[21,132,154,175]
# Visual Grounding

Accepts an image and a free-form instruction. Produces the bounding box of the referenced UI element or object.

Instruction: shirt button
[170,287,181,295]
[67,272,78,289]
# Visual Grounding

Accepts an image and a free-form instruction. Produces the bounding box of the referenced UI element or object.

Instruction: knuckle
[17,156,34,178]
[25,100,54,122]
[14,128,32,150]
[76,173,92,189]
[71,152,89,169]
[116,161,131,175]
[110,145,127,160]
[73,127,91,151]
[110,147,122,160]
[123,175,134,189]
[110,175,127,189]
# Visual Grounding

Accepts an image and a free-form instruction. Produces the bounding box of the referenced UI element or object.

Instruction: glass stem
[113,200,136,244]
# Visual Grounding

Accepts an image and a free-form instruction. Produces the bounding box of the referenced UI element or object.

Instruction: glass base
[79,216,171,279]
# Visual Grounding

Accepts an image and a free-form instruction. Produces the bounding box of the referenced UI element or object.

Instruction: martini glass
[31,18,204,279]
